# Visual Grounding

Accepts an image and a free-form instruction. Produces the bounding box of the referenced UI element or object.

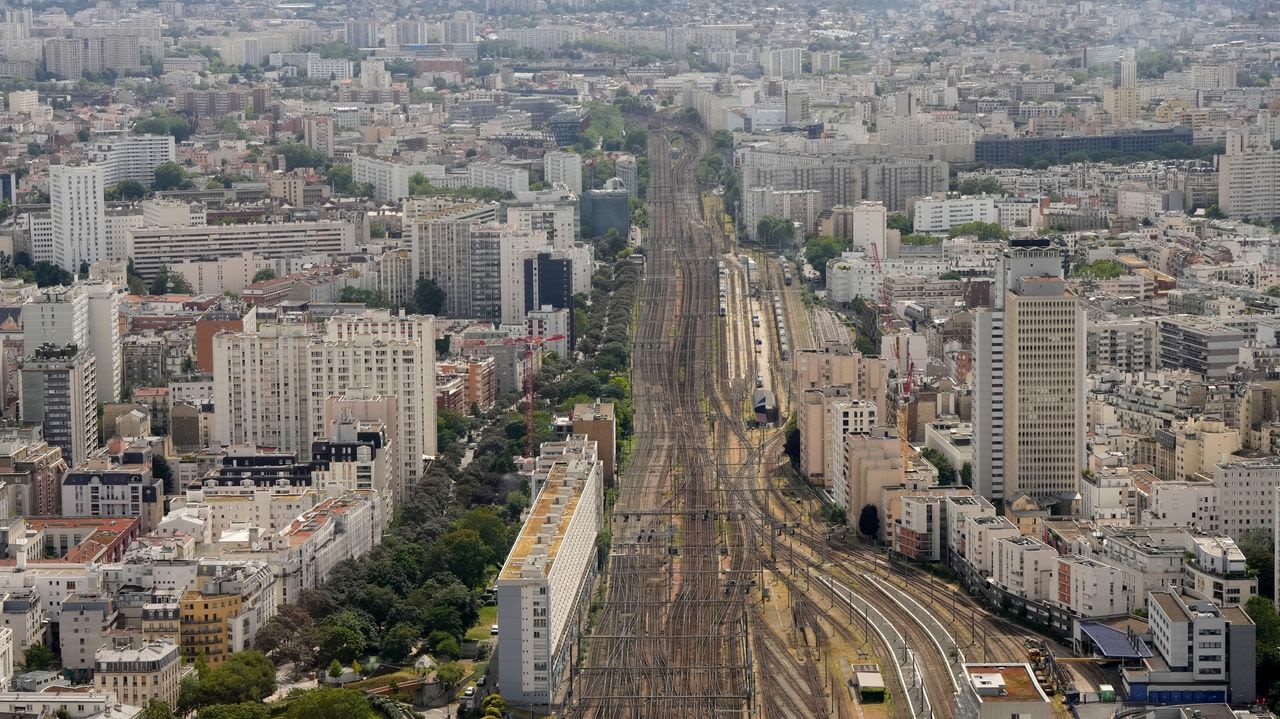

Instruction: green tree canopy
[153,162,191,191]
[756,215,795,248]
[858,504,880,540]
[1078,259,1126,280]
[948,221,1009,242]
[252,268,277,283]
[412,277,446,315]
[107,180,147,201]
[22,644,56,671]
[285,688,373,719]
[805,235,850,283]
[134,112,192,142]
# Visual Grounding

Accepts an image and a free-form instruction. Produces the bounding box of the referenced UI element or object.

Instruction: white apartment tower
[543,151,583,195]
[49,164,106,272]
[1217,130,1280,220]
[973,241,1084,503]
[22,284,121,403]
[213,311,436,487]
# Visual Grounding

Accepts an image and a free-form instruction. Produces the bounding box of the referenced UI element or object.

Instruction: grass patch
[465,605,498,642]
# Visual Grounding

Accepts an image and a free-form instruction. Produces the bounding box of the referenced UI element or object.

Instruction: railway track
[572,118,1039,719]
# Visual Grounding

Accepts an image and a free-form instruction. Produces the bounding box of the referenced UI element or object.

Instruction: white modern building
[352,154,446,202]
[49,164,106,272]
[126,221,357,279]
[213,311,436,488]
[543,151,582,195]
[496,436,602,707]
[87,134,176,188]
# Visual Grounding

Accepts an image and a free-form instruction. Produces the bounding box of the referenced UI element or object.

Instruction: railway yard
[567,121,1087,719]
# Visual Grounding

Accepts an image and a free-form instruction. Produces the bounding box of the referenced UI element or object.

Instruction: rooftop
[965,664,1049,703]
[499,461,589,582]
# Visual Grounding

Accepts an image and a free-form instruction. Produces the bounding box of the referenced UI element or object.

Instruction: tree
[168,269,193,292]
[22,643,56,671]
[956,177,1004,195]
[109,180,147,201]
[198,703,269,719]
[194,651,276,706]
[31,262,72,288]
[411,277,446,315]
[285,688,374,719]
[886,213,912,234]
[338,286,390,307]
[150,267,173,295]
[436,661,465,691]
[277,142,326,170]
[919,448,957,484]
[135,112,192,142]
[1238,530,1275,600]
[433,529,493,589]
[857,504,881,541]
[1078,259,1126,280]
[960,462,972,487]
[948,221,1009,242]
[428,631,461,659]
[756,215,795,248]
[805,235,849,283]
[252,268,277,283]
[153,162,190,191]
[140,700,176,719]
[328,659,343,678]
[380,622,420,663]
[350,659,362,676]
[316,623,365,665]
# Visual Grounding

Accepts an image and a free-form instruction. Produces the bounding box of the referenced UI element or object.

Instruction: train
[773,295,789,362]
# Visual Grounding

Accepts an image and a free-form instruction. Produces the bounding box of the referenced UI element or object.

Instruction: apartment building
[1155,316,1242,379]
[1088,320,1156,373]
[94,640,186,709]
[23,284,122,404]
[352,154,445,202]
[126,221,357,280]
[49,164,106,272]
[19,344,96,468]
[87,134,176,188]
[214,311,436,488]
[1183,535,1256,608]
[504,195,580,251]
[496,436,602,707]
[59,593,116,682]
[61,441,165,532]
[1132,590,1254,704]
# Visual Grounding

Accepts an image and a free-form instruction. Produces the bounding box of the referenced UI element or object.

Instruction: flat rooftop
[965,664,1049,703]
[498,461,588,582]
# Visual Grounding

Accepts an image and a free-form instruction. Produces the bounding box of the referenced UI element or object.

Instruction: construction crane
[458,333,568,457]
[869,242,891,327]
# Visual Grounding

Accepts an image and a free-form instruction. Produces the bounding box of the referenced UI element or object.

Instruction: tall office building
[19,344,97,468]
[972,240,1083,503]
[49,164,106,272]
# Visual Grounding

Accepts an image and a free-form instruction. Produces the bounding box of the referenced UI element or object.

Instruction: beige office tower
[1001,271,1086,500]
[973,240,1085,503]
